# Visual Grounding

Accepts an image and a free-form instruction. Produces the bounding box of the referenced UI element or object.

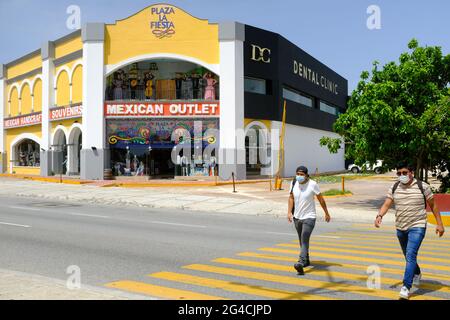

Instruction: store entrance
[148,148,175,178]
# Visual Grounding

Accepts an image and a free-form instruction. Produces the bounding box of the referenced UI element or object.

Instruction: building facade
[0,4,347,180]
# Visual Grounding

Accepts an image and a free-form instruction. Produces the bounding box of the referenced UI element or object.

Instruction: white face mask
[399,175,411,184]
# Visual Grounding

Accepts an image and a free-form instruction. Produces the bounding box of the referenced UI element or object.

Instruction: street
[1,194,449,300]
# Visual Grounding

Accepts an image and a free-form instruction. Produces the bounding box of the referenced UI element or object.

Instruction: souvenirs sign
[49,105,83,121]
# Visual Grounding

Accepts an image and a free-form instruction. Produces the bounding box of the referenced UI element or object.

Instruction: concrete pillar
[80,23,106,180]
[40,41,55,176]
[0,64,5,173]
[218,22,246,180]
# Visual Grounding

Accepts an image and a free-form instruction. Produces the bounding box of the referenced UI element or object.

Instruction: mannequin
[113,70,124,100]
[203,72,218,100]
[145,72,155,100]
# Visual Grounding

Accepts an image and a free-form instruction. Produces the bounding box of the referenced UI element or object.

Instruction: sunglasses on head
[396,170,410,176]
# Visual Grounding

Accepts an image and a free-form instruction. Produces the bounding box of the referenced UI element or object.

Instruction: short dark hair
[296,166,308,175]
[396,161,415,172]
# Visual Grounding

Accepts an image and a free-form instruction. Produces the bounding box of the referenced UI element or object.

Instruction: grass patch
[322,189,353,196]
[313,174,377,184]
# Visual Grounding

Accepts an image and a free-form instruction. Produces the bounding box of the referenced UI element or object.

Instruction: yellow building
[0,4,347,180]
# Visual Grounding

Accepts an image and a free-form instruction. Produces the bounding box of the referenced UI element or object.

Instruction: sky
[0,0,449,92]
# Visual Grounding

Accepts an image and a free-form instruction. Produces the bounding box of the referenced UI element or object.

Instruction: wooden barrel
[104,169,114,180]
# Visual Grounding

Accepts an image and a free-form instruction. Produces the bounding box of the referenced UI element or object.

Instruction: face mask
[399,175,410,184]
[296,176,306,183]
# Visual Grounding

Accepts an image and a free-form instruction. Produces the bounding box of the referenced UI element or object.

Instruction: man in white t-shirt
[288,166,331,275]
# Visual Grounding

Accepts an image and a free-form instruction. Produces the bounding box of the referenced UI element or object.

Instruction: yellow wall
[7,54,42,80]
[55,36,83,59]
[105,4,219,66]
[71,65,83,104]
[9,87,19,117]
[33,79,43,112]
[21,83,32,114]
[56,69,70,106]
[5,125,42,174]
[51,118,82,134]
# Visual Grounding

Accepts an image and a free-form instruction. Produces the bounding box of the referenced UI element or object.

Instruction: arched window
[56,70,70,107]
[15,139,40,167]
[33,79,43,113]
[21,83,32,115]
[72,65,83,104]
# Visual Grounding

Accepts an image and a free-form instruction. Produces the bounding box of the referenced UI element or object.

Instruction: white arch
[9,133,41,173]
[52,125,69,146]
[19,79,32,96]
[244,121,270,136]
[7,83,20,105]
[67,123,82,175]
[68,123,83,141]
[105,53,220,77]
[70,61,83,83]
[244,121,272,175]
[54,66,71,89]
[18,79,33,115]
[31,75,43,90]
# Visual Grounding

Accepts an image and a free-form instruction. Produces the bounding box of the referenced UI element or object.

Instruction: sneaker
[303,260,311,268]
[413,274,421,286]
[294,263,305,275]
[399,286,410,300]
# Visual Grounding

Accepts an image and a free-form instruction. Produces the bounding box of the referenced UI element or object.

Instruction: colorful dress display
[203,73,217,100]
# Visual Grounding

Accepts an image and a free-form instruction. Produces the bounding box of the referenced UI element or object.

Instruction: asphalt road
[1,195,449,300]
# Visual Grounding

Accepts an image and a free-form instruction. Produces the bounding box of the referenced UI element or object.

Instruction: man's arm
[316,194,331,223]
[375,198,393,228]
[287,193,294,223]
[427,197,445,237]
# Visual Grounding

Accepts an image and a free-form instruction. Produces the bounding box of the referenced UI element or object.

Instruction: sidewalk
[0,269,151,300]
[0,176,405,223]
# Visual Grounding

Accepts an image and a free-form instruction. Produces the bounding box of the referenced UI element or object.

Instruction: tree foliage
[320,39,450,190]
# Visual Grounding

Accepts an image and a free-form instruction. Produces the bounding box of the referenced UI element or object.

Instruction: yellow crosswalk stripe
[307,240,450,257]
[214,257,450,295]
[293,238,450,253]
[258,247,450,272]
[329,232,450,245]
[105,280,226,300]
[276,243,450,264]
[149,271,336,300]
[183,264,442,300]
[237,252,450,283]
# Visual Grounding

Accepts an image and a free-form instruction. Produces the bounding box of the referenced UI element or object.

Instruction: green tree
[321,39,450,190]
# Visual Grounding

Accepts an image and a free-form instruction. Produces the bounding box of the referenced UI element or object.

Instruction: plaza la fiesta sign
[105,102,220,118]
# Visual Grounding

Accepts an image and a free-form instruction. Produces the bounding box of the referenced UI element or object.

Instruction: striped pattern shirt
[387,179,433,231]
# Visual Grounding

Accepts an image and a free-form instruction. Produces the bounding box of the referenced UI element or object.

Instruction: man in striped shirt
[375,162,445,300]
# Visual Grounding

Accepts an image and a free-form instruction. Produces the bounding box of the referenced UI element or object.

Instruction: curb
[0,174,92,185]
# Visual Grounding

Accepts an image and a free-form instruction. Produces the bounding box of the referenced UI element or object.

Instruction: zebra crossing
[105,223,450,300]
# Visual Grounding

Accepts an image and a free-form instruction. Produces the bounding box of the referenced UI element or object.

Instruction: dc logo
[251,45,271,63]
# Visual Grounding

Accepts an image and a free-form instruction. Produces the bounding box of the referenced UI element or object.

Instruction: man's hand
[325,213,331,223]
[287,212,293,223]
[374,215,383,228]
[436,224,445,237]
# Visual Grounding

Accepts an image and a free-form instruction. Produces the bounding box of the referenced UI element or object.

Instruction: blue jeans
[396,227,426,290]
